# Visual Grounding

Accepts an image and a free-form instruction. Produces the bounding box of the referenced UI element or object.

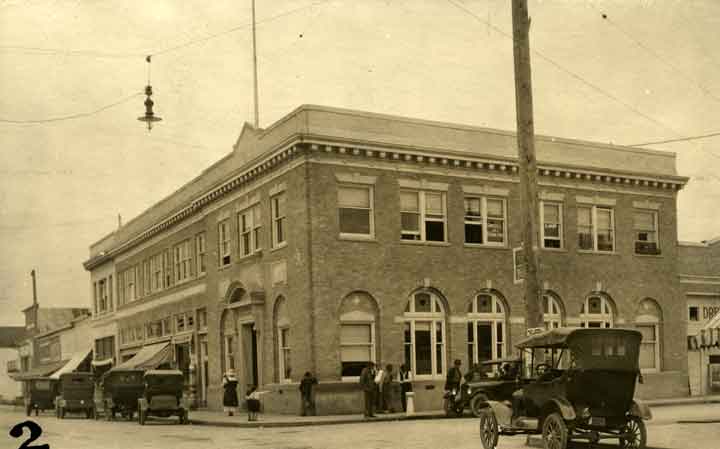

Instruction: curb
[190,412,452,428]
[645,397,720,408]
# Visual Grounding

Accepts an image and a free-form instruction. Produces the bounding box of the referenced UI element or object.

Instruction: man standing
[359,361,376,418]
[299,371,318,416]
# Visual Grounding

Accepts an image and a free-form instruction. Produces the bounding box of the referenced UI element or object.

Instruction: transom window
[578,205,614,252]
[403,291,446,378]
[634,210,660,255]
[338,185,374,237]
[543,294,563,329]
[400,190,447,242]
[218,219,231,266]
[541,202,563,249]
[239,204,262,256]
[580,295,614,328]
[467,293,506,364]
[464,196,507,245]
[271,193,287,248]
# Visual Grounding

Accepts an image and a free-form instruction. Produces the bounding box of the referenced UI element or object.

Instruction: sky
[0,0,718,325]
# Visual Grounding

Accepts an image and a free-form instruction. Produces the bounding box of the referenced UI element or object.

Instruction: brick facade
[84,105,690,414]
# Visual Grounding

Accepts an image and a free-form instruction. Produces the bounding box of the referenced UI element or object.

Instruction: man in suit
[359,361,376,418]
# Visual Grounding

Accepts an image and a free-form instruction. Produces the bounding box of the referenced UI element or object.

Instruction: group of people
[359,362,412,418]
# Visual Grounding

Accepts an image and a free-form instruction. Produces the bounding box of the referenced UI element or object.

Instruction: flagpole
[251,0,260,128]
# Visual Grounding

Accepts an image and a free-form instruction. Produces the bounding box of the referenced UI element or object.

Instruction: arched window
[467,292,507,364]
[403,290,446,378]
[580,294,614,328]
[339,292,378,379]
[636,298,662,373]
[274,297,291,383]
[543,293,563,329]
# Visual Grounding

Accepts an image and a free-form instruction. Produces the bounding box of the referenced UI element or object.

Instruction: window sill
[541,247,567,253]
[271,242,288,253]
[217,264,232,272]
[633,253,663,258]
[339,234,376,242]
[238,250,263,262]
[577,250,618,256]
[400,240,451,247]
[464,243,509,250]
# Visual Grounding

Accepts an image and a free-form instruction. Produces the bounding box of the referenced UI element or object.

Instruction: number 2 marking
[9,421,49,449]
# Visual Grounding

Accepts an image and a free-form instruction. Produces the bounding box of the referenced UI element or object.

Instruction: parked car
[56,372,95,419]
[137,370,189,425]
[23,377,59,416]
[478,328,652,449]
[98,369,145,421]
[444,357,526,417]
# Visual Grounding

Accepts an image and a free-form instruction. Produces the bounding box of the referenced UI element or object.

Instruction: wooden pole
[511,0,543,331]
[251,0,260,128]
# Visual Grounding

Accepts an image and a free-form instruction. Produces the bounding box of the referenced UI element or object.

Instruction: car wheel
[619,416,647,449]
[443,398,457,417]
[59,407,65,419]
[470,395,488,417]
[479,408,499,449]
[542,412,568,449]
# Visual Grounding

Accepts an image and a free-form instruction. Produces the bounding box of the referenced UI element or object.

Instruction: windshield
[34,380,51,390]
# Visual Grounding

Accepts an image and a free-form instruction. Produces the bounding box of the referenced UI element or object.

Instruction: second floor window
[338,185,373,237]
[162,249,173,288]
[464,196,506,245]
[174,240,191,282]
[98,279,108,313]
[577,205,614,252]
[634,210,660,255]
[218,220,231,266]
[541,202,563,249]
[239,205,262,256]
[401,190,446,242]
[271,193,287,248]
[195,232,206,274]
[151,254,162,292]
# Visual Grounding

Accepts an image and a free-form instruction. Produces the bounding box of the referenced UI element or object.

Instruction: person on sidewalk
[374,363,386,411]
[359,361,376,418]
[299,371,318,416]
[398,364,412,412]
[246,385,269,421]
[222,369,239,416]
[381,364,395,413]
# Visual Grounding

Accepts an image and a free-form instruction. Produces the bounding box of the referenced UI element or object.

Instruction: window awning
[113,342,171,370]
[12,359,68,381]
[50,348,92,379]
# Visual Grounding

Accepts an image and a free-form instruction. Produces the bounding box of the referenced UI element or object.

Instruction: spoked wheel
[542,412,568,449]
[619,416,647,449]
[479,408,499,449]
[443,398,457,417]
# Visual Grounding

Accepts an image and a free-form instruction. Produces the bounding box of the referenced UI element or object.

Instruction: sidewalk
[643,394,720,407]
[189,409,447,428]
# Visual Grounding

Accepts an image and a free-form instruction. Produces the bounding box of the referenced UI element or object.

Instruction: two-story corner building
[83,105,689,414]
[680,238,720,396]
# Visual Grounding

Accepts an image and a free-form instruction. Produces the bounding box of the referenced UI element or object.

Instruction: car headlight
[579,407,591,419]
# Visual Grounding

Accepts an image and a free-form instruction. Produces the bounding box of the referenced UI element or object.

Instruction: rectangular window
[577,205,614,252]
[93,281,98,315]
[225,336,235,370]
[98,279,107,313]
[176,314,186,333]
[186,314,194,331]
[174,240,191,282]
[162,317,171,336]
[142,260,151,296]
[195,233,206,275]
[271,193,287,248]
[340,323,374,377]
[338,185,373,236]
[238,205,262,256]
[689,306,699,322]
[401,190,447,242]
[541,202,563,249]
[279,327,291,382]
[218,219,231,266]
[108,275,113,311]
[414,322,432,375]
[198,308,208,330]
[464,196,507,246]
[123,268,136,302]
[638,324,659,371]
[95,336,115,363]
[634,210,660,255]
[151,254,162,292]
[163,249,173,288]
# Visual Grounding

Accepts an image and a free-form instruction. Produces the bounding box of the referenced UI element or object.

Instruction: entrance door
[176,343,191,387]
[241,323,259,388]
[709,355,720,393]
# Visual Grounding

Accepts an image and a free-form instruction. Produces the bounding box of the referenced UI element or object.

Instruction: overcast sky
[1,0,718,325]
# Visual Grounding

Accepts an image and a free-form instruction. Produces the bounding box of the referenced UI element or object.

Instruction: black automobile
[98,369,145,421]
[23,377,59,416]
[138,370,189,425]
[56,372,95,419]
[479,328,652,449]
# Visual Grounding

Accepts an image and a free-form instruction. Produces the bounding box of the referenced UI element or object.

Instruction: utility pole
[251,0,260,128]
[30,269,38,307]
[511,0,543,331]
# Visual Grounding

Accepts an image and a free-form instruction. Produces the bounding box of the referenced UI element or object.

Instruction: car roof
[479,357,522,365]
[515,327,643,349]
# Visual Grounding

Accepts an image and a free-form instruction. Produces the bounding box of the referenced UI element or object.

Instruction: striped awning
[113,342,171,370]
[12,359,68,380]
[50,348,92,379]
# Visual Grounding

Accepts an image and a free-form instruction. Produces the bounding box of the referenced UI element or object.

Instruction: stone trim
[576,195,617,206]
[462,184,510,197]
[334,172,377,185]
[632,200,661,210]
[269,181,287,197]
[398,178,449,191]
[539,191,565,201]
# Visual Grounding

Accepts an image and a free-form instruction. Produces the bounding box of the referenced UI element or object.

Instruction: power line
[445,0,685,139]
[591,5,720,104]
[0,45,144,59]
[630,131,720,147]
[0,92,142,124]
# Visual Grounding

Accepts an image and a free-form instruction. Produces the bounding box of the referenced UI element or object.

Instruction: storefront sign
[703,306,720,320]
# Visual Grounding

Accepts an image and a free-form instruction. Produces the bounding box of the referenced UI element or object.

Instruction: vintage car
[56,372,95,419]
[479,328,652,449]
[137,370,189,425]
[444,357,526,417]
[97,369,145,421]
[23,377,59,416]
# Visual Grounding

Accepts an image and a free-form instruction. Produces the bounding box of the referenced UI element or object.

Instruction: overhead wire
[630,131,720,147]
[0,91,143,124]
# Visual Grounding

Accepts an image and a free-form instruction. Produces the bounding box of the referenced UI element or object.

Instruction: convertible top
[515,327,642,349]
[479,357,522,365]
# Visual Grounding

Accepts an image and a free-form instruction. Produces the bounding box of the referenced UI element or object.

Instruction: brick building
[680,238,720,395]
[83,105,690,413]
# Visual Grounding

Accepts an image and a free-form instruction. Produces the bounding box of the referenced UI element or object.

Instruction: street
[1,404,719,449]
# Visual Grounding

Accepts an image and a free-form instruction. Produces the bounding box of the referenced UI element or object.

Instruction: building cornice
[84,134,688,269]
